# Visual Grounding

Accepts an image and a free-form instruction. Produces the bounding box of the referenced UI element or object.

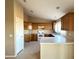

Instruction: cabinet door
[61,17,66,30]
[24,22,32,30]
[31,34,37,41]
[32,23,38,30]
[24,34,30,42]
[37,23,52,30]
[69,13,74,31]
[66,44,74,59]
[61,15,69,30]
[45,23,52,30]
[41,44,74,59]
[24,22,29,30]
[61,13,74,31]
[64,15,69,30]
[59,44,74,59]
[41,44,59,59]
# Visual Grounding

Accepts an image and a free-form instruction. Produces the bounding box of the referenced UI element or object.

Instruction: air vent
[24,0,26,2]
[30,10,33,13]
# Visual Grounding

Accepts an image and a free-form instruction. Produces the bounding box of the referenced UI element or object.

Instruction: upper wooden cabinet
[32,23,38,30]
[24,22,53,30]
[61,12,74,31]
[24,22,28,30]
[37,23,52,30]
[24,22,32,30]
[45,23,52,30]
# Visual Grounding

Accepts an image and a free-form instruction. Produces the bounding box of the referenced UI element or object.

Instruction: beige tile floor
[5,41,40,59]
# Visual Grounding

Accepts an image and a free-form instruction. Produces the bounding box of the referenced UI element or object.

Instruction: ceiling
[17,0,74,20]
[28,16,53,23]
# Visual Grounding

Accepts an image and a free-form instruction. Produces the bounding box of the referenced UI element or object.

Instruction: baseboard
[5,55,16,58]
[5,49,24,58]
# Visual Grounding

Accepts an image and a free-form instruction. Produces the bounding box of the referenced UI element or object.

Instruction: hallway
[6,41,40,59]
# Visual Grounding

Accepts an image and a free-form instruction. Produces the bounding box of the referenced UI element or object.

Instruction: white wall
[14,0,24,55]
[5,0,15,56]
[5,0,24,57]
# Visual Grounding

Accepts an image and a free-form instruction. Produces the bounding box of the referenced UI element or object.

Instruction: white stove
[37,29,44,40]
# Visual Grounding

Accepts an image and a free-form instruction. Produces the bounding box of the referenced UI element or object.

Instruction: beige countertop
[39,34,74,44]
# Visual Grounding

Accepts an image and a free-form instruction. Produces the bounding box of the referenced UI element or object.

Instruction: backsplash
[61,30,74,40]
[24,30,53,34]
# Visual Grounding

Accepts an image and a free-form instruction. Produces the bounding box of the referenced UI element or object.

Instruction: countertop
[39,34,74,44]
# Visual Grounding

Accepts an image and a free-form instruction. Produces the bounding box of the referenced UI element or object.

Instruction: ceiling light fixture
[54,16,57,19]
[56,6,60,10]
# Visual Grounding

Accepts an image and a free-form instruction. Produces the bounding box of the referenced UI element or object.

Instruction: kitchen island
[40,34,74,59]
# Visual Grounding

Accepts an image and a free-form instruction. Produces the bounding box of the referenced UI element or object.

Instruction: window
[54,19,61,33]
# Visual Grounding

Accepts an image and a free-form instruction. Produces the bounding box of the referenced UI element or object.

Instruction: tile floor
[5,41,40,59]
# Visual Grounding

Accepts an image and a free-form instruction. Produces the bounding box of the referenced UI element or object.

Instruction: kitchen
[5,0,74,59]
[24,12,74,43]
[24,12,74,59]
[24,15,54,42]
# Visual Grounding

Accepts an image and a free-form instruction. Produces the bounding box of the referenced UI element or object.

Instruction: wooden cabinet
[24,22,29,30]
[24,22,53,42]
[24,22,32,30]
[24,22,53,30]
[32,23,38,30]
[61,13,74,31]
[69,13,74,31]
[24,34,30,42]
[37,23,52,30]
[61,15,69,30]
[45,23,52,30]
[24,34,37,42]
[31,34,37,41]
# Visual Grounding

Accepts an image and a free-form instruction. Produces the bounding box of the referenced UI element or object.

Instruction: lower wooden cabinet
[24,34,37,42]
[24,34,30,42]
[31,34,37,41]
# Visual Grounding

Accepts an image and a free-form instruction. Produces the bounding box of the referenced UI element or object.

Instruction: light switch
[9,34,13,38]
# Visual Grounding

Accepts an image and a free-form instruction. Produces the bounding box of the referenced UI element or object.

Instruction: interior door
[15,17,24,55]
